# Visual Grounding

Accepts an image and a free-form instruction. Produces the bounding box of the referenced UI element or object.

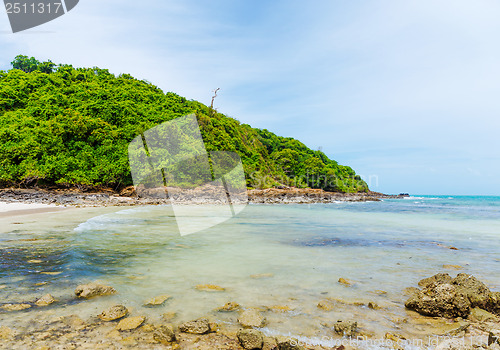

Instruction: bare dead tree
[210,88,220,114]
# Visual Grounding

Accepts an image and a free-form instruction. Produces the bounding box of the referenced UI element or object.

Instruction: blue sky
[1,0,499,195]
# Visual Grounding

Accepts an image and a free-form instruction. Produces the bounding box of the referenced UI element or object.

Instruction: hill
[0,55,368,193]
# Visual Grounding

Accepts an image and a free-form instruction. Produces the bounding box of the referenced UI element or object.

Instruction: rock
[368,302,381,310]
[116,316,146,331]
[489,332,500,346]
[418,273,453,288]
[443,264,463,270]
[2,303,31,311]
[237,329,264,349]
[238,309,266,328]
[35,294,56,306]
[452,273,491,310]
[275,336,304,350]
[217,302,240,312]
[403,287,420,296]
[107,329,121,340]
[317,299,335,311]
[98,305,128,321]
[406,273,495,318]
[153,324,176,344]
[370,290,388,295]
[434,338,474,350]
[338,278,354,286]
[195,284,225,292]
[405,282,471,318]
[469,307,497,322]
[488,292,500,314]
[385,333,406,342]
[334,321,358,337]
[144,294,171,306]
[269,305,293,313]
[179,318,211,334]
[0,326,13,339]
[162,311,177,321]
[74,282,116,298]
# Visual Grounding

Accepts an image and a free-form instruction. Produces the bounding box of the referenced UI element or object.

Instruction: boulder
[406,273,498,318]
[334,321,358,337]
[238,309,266,328]
[35,294,56,306]
[74,282,116,298]
[237,329,264,349]
[115,316,145,331]
[418,273,453,288]
[405,282,471,318]
[153,324,176,344]
[98,305,128,321]
[179,318,211,334]
[452,273,491,310]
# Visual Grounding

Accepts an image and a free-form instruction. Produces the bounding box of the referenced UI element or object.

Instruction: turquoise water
[1,196,500,345]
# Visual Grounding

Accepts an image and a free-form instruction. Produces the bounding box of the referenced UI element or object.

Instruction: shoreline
[0,273,499,349]
[0,187,404,210]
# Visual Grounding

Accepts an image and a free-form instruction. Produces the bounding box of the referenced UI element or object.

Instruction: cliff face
[0,61,368,192]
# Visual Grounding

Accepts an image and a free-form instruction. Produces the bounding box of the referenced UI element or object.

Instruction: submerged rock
[469,307,498,322]
[217,301,240,312]
[338,278,354,286]
[116,316,145,331]
[35,294,56,307]
[74,282,116,299]
[406,273,497,318]
[238,309,266,328]
[98,305,128,321]
[144,294,171,306]
[2,303,31,311]
[153,324,176,344]
[179,318,211,334]
[195,284,225,292]
[237,329,264,350]
[317,299,335,311]
[334,321,358,337]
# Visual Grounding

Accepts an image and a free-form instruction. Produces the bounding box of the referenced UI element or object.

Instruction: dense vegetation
[0,55,368,192]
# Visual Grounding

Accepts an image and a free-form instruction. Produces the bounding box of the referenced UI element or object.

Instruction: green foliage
[11,55,56,74]
[0,57,368,192]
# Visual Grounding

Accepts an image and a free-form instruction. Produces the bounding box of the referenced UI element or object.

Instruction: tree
[11,55,56,74]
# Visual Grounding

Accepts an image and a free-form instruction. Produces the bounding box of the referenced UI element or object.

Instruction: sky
[1,0,499,195]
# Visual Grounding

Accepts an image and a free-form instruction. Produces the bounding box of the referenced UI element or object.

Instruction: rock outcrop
[406,273,500,318]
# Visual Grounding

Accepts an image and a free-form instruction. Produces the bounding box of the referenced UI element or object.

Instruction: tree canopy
[0,56,368,193]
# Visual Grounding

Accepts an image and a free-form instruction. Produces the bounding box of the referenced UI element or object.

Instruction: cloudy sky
[1,0,499,195]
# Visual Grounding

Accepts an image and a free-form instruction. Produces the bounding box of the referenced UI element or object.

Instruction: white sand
[0,201,59,213]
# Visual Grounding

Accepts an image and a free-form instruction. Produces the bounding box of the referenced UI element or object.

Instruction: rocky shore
[1,273,500,349]
[0,187,403,208]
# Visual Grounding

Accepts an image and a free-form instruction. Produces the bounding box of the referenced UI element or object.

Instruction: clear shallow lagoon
[1,196,500,345]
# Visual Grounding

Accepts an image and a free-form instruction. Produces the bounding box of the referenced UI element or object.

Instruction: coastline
[0,187,403,209]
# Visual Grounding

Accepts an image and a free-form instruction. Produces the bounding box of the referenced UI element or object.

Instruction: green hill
[0,55,368,193]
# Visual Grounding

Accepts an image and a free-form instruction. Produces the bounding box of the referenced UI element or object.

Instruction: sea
[1,196,500,349]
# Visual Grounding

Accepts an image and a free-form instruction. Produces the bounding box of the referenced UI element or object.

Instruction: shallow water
[1,196,500,345]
